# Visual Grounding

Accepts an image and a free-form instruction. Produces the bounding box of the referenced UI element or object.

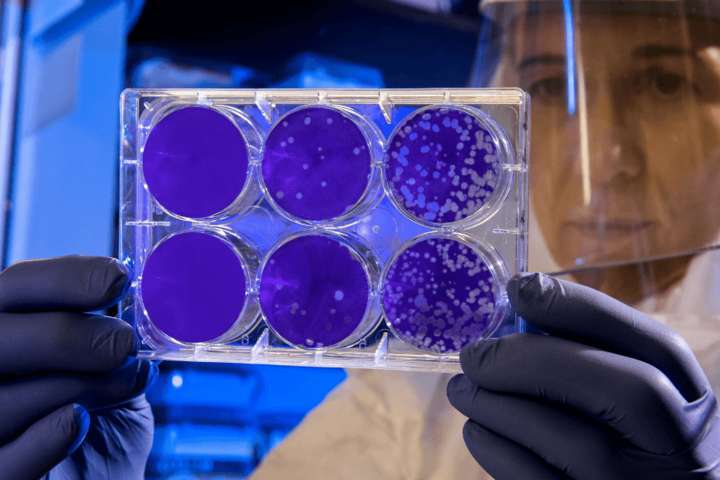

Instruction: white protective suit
[251,245,720,479]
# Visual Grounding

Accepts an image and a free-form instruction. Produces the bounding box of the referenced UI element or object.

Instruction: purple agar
[384,106,504,225]
[259,234,373,348]
[382,236,499,353]
[141,231,252,344]
[142,106,251,219]
[262,106,374,223]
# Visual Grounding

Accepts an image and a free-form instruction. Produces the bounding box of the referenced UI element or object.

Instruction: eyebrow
[632,45,695,59]
[516,44,696,70]
[517,54,566,70]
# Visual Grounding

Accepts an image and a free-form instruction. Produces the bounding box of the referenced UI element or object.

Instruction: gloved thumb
[0,403,90,479]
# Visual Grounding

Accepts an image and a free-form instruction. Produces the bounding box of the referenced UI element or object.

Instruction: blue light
[563,0,578,115]
[274,53,384,88]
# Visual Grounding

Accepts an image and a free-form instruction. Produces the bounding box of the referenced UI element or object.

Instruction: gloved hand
[0,256,156,480]
[447,273,720,480]
[47,395,154,479]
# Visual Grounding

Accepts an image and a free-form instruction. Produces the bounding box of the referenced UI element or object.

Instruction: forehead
[505,12,719,60]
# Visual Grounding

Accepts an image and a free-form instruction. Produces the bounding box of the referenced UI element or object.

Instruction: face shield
[473,0,720,304]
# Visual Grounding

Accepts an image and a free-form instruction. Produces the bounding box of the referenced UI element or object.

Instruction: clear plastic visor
[475,1,720,303]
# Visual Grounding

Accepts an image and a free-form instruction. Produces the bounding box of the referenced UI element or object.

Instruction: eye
[652,71,686,97]
[640,67,692,100]
[527,76,567,101]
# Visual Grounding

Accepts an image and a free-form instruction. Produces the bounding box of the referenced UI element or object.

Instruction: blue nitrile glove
[447,273,720,479]
[47,395,154,479]
[0,256,155,480]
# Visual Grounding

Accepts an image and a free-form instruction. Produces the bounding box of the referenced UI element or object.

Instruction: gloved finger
[462,421,571,480]
[0,256,129,313]
[0,312,135,374]
[0,359,157,444]
[0,403,90,480]
[460,334,707,454]
[55,395,154,479]
[448,375,620,479]
[508,273,708,401]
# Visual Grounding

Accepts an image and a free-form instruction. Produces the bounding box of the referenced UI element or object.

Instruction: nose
[585,84,646,189]
[588,128,645,186]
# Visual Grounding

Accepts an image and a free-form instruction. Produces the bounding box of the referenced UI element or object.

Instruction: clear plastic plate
[119,88,529,373]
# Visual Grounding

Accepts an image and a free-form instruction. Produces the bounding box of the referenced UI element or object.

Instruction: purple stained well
[262,106,373,222]
[259,234,371,348]
[143,106,250,219]
[382,236,498,353]
[385,106,503,225]
[141,231,250,344]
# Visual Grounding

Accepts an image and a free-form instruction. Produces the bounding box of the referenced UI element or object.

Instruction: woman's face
[497,12,720,271]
